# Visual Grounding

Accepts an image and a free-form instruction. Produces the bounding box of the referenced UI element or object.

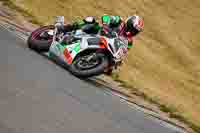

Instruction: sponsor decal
[52,42,81,64]
[63,43,80,64]
[63,48,73,64]
[74,43,81,53]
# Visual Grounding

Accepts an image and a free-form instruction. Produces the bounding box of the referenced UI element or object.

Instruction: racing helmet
[125,15,144,36]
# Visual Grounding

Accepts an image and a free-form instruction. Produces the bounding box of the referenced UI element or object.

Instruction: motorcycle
[28,16,129,77]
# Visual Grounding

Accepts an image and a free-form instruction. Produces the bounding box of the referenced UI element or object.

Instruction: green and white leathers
[71,16,134,49]
[101,15,122,26]
[72,18,101,34]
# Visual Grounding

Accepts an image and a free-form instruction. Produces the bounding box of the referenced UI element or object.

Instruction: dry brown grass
[7,0,200,132]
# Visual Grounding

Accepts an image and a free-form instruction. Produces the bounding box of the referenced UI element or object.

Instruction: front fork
[104,59,122,75]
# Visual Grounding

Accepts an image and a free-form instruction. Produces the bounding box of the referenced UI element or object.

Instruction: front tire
[69,52,109,78]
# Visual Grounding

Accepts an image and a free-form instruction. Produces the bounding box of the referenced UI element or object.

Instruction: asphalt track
[0,26,183,133]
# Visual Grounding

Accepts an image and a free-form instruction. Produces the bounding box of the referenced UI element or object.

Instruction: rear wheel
[28,24,74,52]
[28,25,54,52]
[69,52,109,78]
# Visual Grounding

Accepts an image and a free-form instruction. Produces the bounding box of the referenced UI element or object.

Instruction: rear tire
[28,25,54,52]
[69,52,109,78]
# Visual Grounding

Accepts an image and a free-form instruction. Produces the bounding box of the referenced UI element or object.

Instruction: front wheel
[69,52,109,78]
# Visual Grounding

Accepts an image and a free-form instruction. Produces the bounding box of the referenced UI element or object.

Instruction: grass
[0,0,42,25]
[3,0,200,132]
[113,73,200,133]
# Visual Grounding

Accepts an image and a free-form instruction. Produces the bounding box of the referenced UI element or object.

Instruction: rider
[61,15,144,48]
